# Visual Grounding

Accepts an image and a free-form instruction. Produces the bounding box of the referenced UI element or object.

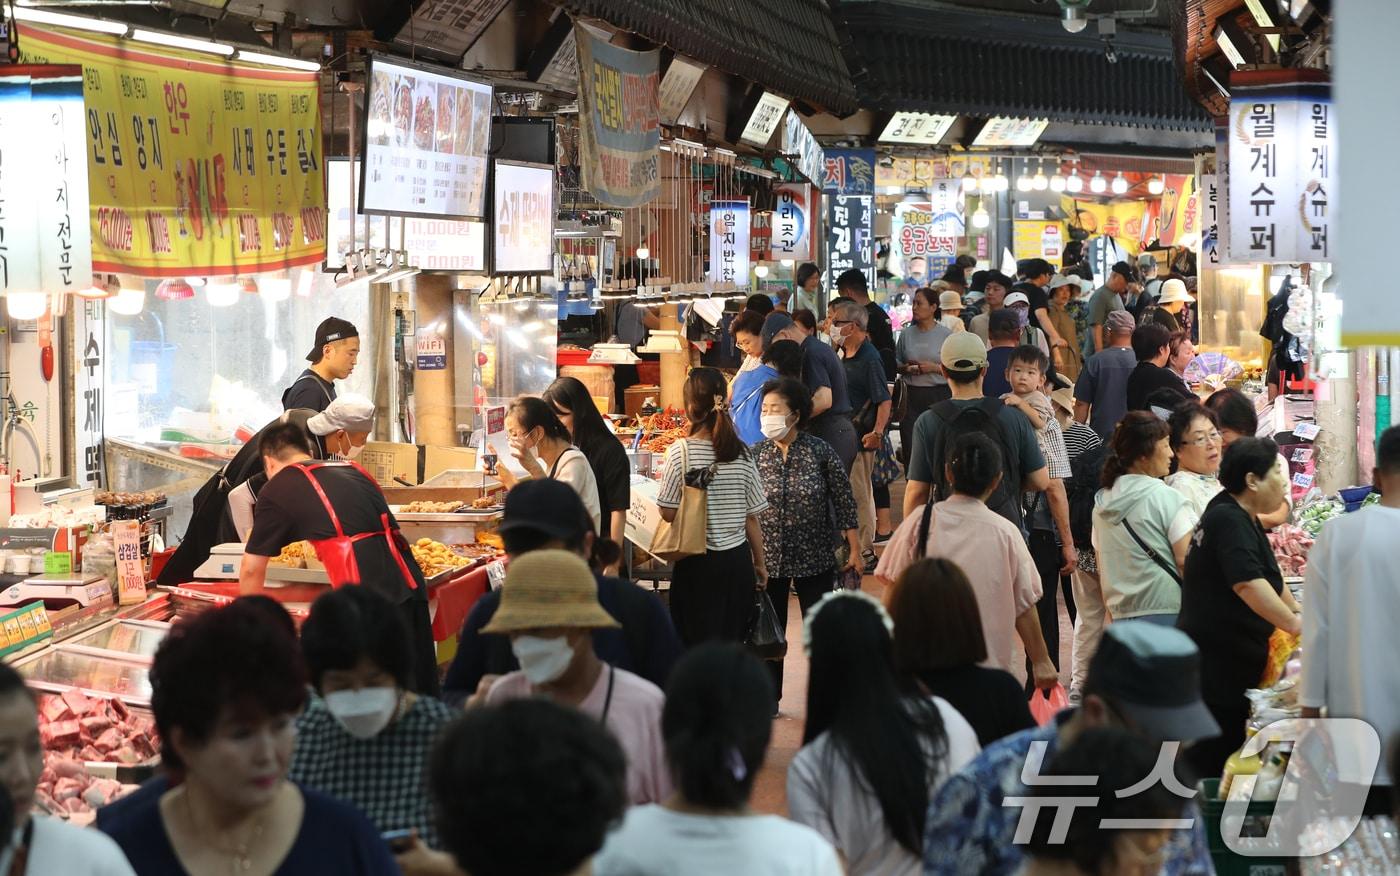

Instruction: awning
[553,0,859,116]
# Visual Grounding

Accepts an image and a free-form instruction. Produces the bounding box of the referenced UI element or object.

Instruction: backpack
[918,398,1023,545]
[1068,441,1110,547]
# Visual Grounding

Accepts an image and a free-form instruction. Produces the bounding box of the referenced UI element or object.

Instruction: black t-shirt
[281,369,336,412]
[1015,282,1052,331]
[864,301,897,380]
[983,346,1015,398]
[917,665,1036,748]
[246,462,425,604]
[576,431,632,528]
[1177,492,1284,698]
[1126,362,1193,412]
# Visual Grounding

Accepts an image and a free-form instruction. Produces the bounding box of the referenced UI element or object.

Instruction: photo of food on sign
[413,80,436,150]
[454,85,476,155]
[368,74,393,146]
[394,77,414,148]
[435,83,456,153]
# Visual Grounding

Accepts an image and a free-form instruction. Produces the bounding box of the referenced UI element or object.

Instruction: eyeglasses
[832,319,856,327]
[1182,431,1222,447]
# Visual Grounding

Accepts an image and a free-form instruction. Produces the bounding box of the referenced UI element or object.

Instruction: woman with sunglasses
[543,377,630,549]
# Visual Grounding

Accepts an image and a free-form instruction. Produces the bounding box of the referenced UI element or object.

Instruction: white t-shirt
[592,805,842,876]
[0,817,136,875]
[1164,470,1222,528]
[786,697,981,876]
[549,446,602,532]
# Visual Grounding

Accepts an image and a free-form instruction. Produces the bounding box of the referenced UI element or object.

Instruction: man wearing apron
[282,317,360,412]
[239,420,439,694]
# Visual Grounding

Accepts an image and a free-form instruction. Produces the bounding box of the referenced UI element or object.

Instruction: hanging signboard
[708,199,750,288]
[491,160,554,275]
[17,24,326,277]
[878,112,957,146]
[749,210,770,264]
[327,159,484,272]
[73,296,104,487]
[1013,220,1067,268]
[0,69,42,296]
[363,54,491,220]
[739,91,790,147]
[891,200,957,277]
[825,195,874,291]
[822,148,875,196]
[781,111,825,186]
[574,24,660,208]
[770,183,812,260]
[875,155,993,189]
[1226,75,1334,263]
[658,56,706,125]
[1199,173,1230,267]
[972,117,1049,148]
[1157,175,1196,247]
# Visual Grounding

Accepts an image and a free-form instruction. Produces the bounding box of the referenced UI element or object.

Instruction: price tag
[485,560,507,591]
[112,520,147,605]
[1293,422,1321,441]
[43,552,71,576]
[1291,447,1313,463]
[1292,472,1315,490]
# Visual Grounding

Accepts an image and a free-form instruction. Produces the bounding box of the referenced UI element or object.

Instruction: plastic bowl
[1340,485,1373,512]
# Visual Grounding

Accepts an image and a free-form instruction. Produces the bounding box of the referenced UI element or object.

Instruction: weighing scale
[192,543,331,585]
[0,573,112,610]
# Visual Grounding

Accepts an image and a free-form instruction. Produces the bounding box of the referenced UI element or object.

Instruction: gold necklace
[184,788,270,874]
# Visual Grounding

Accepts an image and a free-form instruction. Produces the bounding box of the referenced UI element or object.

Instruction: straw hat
[1051,387,1076,416]
[480,550,620,634]
[1156,278,1194,305]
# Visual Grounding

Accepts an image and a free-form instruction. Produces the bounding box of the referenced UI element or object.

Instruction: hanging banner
[770,183,812,260]
[1199,173,1230,267]
[73,296,105,487]
[708,199,750,288]
[1226,75,1334,263]
[822,148,875,195]
[749,210,770,264]
[781,111,825,186]
[1157,174,1195,246]
[1063,197,1145,259]
[891,200,957,277]
[825,195,874,291]
[574,24,660,208]
[1013,220,1067,268]
[0,69,42,295]
[17,24,326,277]
[739,91,790,147]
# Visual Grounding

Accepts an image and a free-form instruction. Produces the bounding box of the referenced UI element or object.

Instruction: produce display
[36,689,155,819]
[1268,524,1314,577]
[1296,491,1380,538]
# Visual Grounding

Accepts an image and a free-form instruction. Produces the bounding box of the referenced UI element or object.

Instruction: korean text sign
[708,199,750,287]
[822,148,875,196]
[17,23,326,277]
[0,65,92,296]
[492,161,554,274]
[1227,77,1334,263]
[770,183,811,260]
[825,195,874,291]
[574,24,660,208]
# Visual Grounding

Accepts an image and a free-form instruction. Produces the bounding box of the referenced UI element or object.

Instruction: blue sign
[822,148,876,196]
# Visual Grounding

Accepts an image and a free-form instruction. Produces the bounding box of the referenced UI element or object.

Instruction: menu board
[491,160,554,274]
[362,54,492,219]
[327,159,485,272]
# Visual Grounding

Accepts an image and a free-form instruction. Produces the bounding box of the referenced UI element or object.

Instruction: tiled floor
[749,481,1078,817]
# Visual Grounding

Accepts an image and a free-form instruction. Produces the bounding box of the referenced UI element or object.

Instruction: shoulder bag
[649,440,710,562]
[1122,518,1183,585]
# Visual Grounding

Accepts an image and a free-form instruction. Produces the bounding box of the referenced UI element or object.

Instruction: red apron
[292,460,418,592]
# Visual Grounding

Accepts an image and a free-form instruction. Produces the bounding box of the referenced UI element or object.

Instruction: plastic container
[1196,778,1290,876]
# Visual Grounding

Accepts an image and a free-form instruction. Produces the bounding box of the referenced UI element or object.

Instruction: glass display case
[1198,265,1268,372]
[61,619,170,663]
[15,647,154,705]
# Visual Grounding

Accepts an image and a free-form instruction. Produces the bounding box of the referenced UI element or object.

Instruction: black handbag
[850,400,878,436]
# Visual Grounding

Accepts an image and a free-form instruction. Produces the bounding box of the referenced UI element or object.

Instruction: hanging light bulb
[1066,169,1084,193]
[971,203,990,229]
[109,285,145,316]
[261,276,292,302]
[977,174,995,193]
[636,246,650,260]
[780,258,795,268]
[1032,160,1049,191]
[754,265,769,279]
[206,281,240,307]
[992,163,1009,192]
[1147,176,1166,195]
[155,278,195,301]
[4,292,48,321]
[77,275,114,300]
[961,171,977,193]
[1110,172,1128,195]
[1089,171,1108,194]
[1049,169,1067,193]
[1015,172,1033,193]
[185,276,208,288]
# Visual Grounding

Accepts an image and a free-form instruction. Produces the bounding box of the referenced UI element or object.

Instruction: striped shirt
[657,439,769,551]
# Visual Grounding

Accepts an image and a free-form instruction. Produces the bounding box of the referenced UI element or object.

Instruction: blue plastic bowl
[1340,485,1373,512]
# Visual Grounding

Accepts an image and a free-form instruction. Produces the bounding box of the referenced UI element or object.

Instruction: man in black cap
[440,479,682,707]
[283,317,360,411]
[923,621,1221,876]
[1086,261,1138,356]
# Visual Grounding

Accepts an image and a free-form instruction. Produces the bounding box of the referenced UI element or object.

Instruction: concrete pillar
[1315,349,1358,493]
[411,273,457,447]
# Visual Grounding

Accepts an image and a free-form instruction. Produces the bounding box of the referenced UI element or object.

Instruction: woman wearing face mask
[100,599,399,875]
[481,550,673,806]
[498,396,602,534]
[292,586,458,876]
[543,376,631,551]
[752,378,860,708]
[895,287,953,467]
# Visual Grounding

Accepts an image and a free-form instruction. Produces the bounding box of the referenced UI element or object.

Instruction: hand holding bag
[649,440,709,562]
[1029,683,1070,726]
[745,590,788,661]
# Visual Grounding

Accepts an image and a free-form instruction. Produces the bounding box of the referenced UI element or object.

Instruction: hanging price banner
[17,23,326,276]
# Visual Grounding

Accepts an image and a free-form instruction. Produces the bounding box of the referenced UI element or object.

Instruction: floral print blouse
[754,432,859,578]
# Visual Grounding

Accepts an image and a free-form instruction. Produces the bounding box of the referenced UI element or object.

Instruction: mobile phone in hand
[381,829,415,852]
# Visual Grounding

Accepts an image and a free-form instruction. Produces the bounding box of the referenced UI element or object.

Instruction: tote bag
[649,440,709,562]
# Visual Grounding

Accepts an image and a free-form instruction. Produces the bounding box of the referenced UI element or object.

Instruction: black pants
[898,383,951,467]
[400,595,440,696]
[872,482,890,512]
[669,544,756,648]
[808,413,858,473]
[1025,530,1076,694]
[765,570,837,702]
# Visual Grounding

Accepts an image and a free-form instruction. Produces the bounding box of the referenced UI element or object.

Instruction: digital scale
[0,573,112,610]
[192,543,330,585]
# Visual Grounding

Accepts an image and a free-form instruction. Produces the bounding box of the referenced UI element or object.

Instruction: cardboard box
[423,445,477,481]
[358,442,421,487]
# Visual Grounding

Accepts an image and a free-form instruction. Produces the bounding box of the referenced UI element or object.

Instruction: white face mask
[829,325,848,347]
[324,687,399,739]
[511,635,575,685]
[759,413,794,440]
[330,434,365,461]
